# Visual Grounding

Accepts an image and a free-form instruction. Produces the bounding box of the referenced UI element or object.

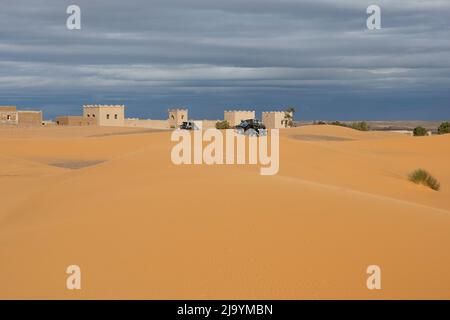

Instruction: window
[171,115,175,120]
[181,115,184,119]
[7,115,11,120]
[114,114,118,119]
[106,114,110,119]
[92,114,95,118]
[87,114,90,117]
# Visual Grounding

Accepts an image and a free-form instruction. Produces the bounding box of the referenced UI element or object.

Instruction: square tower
[224,110,255,127]
[83,105,125,127]
[0,106,18,125]
[262,111,292,129]
[168,108,188,128]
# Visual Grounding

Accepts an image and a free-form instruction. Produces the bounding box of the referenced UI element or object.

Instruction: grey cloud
[0,0,449,120]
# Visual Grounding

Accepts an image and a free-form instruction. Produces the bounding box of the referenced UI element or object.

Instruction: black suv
[180,121,198,130]
[235,119,266,136]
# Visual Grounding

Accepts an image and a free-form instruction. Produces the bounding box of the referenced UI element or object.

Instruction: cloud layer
[1,0,449,120]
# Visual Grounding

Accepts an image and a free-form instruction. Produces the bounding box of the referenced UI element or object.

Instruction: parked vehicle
[180,121,199,130]
[235,119,266,136]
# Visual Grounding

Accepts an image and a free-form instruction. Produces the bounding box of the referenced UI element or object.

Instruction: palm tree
[284,107,295,127]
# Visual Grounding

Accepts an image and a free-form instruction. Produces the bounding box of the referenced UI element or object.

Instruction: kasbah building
[2,103,295,130]
[0,106,43,126]
[55,105,294,129]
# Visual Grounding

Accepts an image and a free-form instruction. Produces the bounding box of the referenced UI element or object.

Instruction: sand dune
[1,125,450,299]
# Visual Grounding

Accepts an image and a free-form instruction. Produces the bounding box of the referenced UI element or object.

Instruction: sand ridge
[1,125,450,299]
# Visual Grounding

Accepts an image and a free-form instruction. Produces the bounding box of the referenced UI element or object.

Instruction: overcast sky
[0,0,449,120]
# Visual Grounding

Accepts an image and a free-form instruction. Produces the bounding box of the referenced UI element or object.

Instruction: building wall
[56,116,95,126]
[224,110,255,127]
[17,111,42,126]
[42,120,56,126]
[262,111,291,129]
[0,106,18,125]
[0,106,17,112]
[124,118,217,130]
[124,118,169,129]
[1,106,43,126]
[168,109,188,128]
[196,120,220,129]
[0,111,18,125]
[83,106,100,124]
[83,105,125,127]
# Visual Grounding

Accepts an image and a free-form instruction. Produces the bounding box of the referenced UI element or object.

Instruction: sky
[0,0,449,121]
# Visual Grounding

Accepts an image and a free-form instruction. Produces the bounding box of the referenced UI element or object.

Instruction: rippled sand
[1,125,449,299]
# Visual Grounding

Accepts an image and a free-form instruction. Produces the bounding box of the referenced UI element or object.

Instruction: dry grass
[409,169,441,191]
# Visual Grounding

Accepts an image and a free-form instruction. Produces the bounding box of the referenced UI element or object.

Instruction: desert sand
[1,124,450,299]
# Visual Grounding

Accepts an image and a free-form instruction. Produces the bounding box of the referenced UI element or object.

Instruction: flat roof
[83,105,125,108]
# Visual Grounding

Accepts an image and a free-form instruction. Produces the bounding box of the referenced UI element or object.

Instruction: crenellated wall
[224,110,255,127]
[125,118,170,129]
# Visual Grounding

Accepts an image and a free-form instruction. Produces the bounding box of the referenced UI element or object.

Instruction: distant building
[17,111,43,126]
[42,120,56,126]
[56,116,95,126]
[168,108,188,128]
[224,110,255,127]
[0,106,18,125]
[262,111,292,129]
[0,106,43,126]
[83,105,125,127]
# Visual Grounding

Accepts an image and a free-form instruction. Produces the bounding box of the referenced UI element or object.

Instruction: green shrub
[215,120,231,129]
[413,126,428,136]
[408,169,440,191]
[328,121,348,127]
[350,121,370,131]
[438,122,450,135]
[284,107,295,127]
